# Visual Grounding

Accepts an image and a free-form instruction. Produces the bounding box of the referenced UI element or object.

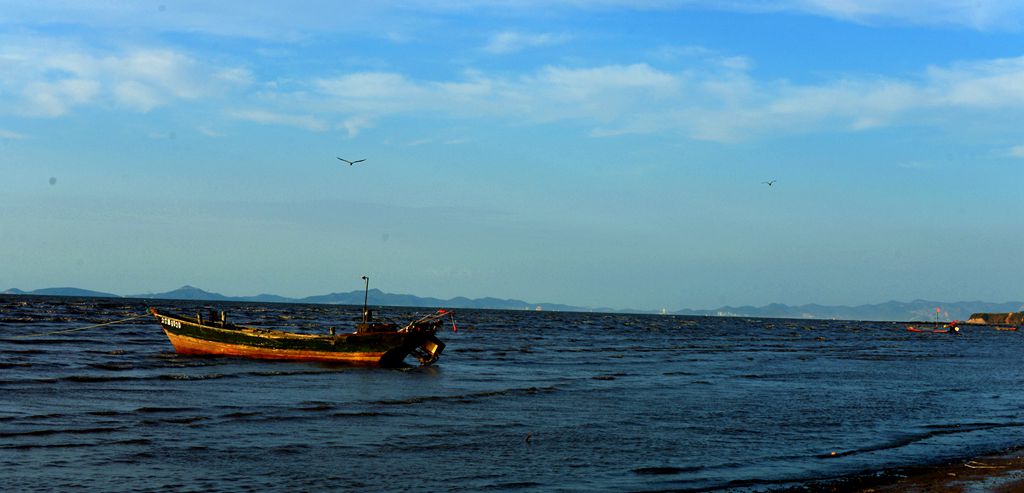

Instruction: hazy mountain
[130,285,234,301]
[129,286,552,311]
[5,285,1024,321]
[3,287,120,298]
[675,300,1024,322]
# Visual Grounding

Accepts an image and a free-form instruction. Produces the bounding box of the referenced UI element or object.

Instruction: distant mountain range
[1,285,583,312]
[3,285,1021,322]
[674,300,1024,322]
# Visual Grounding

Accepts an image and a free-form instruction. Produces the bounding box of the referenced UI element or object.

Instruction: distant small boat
[906,320,960,333]
[150,307,448,367]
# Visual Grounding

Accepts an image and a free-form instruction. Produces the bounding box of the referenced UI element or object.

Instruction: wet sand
[779,448,1024,492]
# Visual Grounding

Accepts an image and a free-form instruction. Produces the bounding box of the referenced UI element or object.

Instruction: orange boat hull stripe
[164,330,385,363]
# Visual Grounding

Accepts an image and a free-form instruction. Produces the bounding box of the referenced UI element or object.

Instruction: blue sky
[2,1,1024,310]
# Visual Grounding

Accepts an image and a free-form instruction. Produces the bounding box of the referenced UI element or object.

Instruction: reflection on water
[2,295,1024,491]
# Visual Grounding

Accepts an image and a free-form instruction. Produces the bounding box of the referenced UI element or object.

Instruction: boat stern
[411,334,445,366]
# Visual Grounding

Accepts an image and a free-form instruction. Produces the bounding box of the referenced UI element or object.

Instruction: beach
[780,448,1024,492]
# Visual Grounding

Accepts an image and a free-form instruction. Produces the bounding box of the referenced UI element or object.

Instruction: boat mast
[362,275,369,323]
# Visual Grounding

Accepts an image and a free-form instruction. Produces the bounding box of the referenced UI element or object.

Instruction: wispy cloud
[1008,145,1024,158]
[0,39,250,117]
[4,1,1024,43]
[8,29,1024,144]
[0,2,610,44]
[232,54,1024,142]
[482,31,570,54]
[197,125,224,138]
[770,0,1024,31]
[0,129,28,140]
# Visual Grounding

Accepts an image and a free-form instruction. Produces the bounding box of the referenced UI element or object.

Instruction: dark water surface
[3,295,1024,492]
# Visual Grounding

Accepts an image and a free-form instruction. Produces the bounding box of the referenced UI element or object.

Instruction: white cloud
[317,72,422,100]
[7,28,1024,144]
[537,64,678,96]
[717,56,753,72]
[0,40,250,116]
[314,72,427,115]
[22,79,101,117]
[483,31,569,54]
[114,80,163,112]
[340,116,374,137]
[0,129,28,139]
[927,57,1024,107]
[4,1,1024,46]
[299,64,682,132]
[283,54,1024,142]
[215,67,254,85]
[197,125,224,137]
[777,0,1024,30]
[1008,145,1024,158]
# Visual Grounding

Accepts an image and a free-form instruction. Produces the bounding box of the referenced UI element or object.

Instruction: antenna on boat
[362,275,370,323]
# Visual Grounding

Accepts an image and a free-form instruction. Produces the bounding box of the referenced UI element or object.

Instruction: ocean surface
[3,295,1024,492]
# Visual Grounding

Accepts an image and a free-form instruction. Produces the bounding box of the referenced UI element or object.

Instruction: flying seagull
[337,157,366,166]
[762,180,776,186]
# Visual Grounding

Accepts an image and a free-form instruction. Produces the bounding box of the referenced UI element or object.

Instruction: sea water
[3,295,1024,492]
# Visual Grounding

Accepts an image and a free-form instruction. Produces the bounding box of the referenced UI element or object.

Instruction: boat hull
[151,309,444,367]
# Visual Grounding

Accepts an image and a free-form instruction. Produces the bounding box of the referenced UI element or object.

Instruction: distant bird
[337,157,366,166]
[762,180,776,186]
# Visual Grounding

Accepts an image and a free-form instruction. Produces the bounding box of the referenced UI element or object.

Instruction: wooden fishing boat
[149,307,448,367]
[906,320,960,333]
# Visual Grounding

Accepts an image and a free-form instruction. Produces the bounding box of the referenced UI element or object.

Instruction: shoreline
[772,447,1024,492]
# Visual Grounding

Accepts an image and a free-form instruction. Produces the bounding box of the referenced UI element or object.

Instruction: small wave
[158,373,227,381]
[88,362,134,371]
[371,385,558,406]
[4,372,232,385]
[820,421,1024,458]
[250,369,336,377]
[15,412,69,421]
[109,450,157,463]
[0,437,153,450]
[270,444,311,455]
[480,482,545,490]
[116,438,153,446]
[293,402,334,412]
[0,426,124,438]
[331,411,390,418]
[140,416,208,425]
[0,362,32,369]
[633,466,704,475]
[3,349,44,355]
[64,375,138,383]
[6,337,113,346]
[2,442,97,450]
[134,406,201,414]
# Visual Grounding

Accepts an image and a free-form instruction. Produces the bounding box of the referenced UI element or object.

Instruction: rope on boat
[11,313,150,339]
[400,309,457,332]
